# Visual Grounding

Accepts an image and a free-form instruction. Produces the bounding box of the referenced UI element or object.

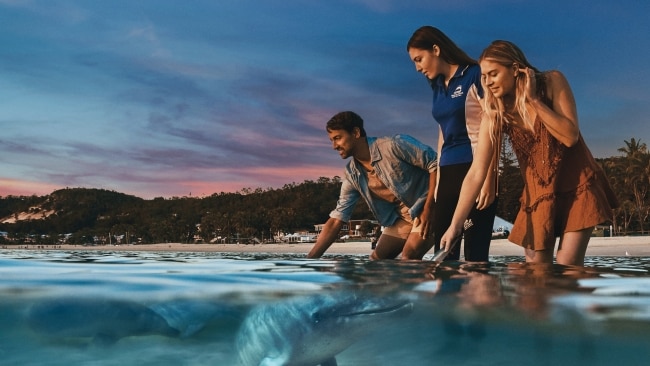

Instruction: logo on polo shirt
[451,85,464,98]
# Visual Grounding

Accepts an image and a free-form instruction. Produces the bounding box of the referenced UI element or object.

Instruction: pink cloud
[0,178,63,197]
[171,165,343,196]
[0,164,346,199]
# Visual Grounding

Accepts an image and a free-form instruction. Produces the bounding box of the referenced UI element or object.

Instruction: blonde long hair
[479,40,541,146]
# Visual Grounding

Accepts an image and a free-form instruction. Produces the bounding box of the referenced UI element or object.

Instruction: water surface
[1,250,649,365]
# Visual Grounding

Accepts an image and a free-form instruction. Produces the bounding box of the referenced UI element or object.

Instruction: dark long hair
[407,26,476,65]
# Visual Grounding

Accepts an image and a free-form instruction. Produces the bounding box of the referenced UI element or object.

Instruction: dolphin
[26,297,180,346]
[149,299,243,338]
[235,291,412,366]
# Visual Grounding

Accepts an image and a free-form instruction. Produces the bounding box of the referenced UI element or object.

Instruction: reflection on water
[1,250,649,365]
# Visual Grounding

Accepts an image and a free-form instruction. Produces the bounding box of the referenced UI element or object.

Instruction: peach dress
[503,80,619,250]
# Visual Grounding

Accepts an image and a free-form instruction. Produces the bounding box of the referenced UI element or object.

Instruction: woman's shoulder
[462,64,482,87]
[466,63,480,71]
[464,63,481,77]
[540,70,572,98]
[541,70,569,86]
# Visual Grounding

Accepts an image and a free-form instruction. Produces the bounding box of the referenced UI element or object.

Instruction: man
[307,111,437,260]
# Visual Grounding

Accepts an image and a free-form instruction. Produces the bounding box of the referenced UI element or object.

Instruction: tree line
[0,178,362,244]
[0,138,648,244]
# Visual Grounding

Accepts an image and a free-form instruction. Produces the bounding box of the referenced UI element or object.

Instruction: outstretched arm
[307,217,345,258]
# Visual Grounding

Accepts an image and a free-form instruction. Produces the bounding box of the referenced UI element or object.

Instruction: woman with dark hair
[439,40,618,265]
[407,26,497,262]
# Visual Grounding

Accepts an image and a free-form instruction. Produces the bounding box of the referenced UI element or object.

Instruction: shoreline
[3,236,649,257]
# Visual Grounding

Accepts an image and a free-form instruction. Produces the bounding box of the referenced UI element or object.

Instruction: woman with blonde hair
[440,40,618,265]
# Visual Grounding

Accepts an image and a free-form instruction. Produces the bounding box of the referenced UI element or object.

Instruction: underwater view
[1,250,649,365]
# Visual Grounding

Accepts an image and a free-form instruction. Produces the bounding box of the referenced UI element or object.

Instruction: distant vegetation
[1,138,648,244]
[0,177,362,245]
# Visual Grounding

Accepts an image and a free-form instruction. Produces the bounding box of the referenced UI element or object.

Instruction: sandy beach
[7,236,649,257]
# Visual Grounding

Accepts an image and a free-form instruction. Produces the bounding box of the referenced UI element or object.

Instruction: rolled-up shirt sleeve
[329,178,360,223]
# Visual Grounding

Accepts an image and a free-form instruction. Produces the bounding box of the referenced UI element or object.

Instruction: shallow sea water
[1,250,649,365]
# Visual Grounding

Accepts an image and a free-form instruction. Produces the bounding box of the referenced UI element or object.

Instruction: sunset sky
[1,0,649,199]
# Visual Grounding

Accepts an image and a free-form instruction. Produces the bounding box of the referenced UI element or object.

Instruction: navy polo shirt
[429,64,483,167]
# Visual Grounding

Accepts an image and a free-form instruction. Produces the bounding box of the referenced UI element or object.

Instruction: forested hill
[0,177,356,244]
[1,136,649,244]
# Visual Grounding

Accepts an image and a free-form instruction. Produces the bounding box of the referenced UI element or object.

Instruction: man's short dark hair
[326,111,367,137]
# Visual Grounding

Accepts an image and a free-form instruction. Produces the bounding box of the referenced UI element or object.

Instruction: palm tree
[617,138,647,158]
[617,138,650,234]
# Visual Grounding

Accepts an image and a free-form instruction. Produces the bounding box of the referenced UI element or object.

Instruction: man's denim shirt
[330,135,438,227]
